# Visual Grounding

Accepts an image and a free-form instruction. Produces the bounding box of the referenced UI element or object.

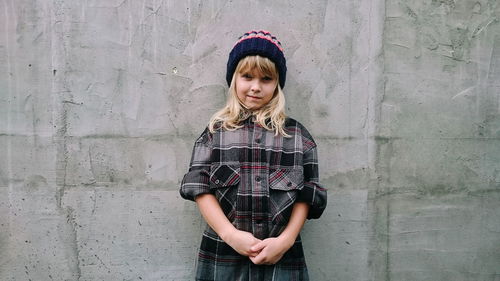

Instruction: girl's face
[235,69,277,111]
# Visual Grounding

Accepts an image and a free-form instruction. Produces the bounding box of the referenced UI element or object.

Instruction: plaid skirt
[195,227,309,281]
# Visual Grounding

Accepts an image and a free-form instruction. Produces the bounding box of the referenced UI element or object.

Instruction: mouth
[247,95,262,99]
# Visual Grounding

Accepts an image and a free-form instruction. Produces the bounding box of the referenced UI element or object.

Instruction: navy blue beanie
[226,30,287,89]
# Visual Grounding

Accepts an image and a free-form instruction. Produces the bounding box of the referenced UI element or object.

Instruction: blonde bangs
[208,55,289,137]
[237,56,278,81]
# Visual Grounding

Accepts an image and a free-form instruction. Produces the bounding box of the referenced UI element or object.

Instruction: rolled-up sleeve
[297,145,327,219]
[179,129,213,201]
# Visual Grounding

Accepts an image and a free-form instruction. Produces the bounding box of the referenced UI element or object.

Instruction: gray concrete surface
[1,0,499,280]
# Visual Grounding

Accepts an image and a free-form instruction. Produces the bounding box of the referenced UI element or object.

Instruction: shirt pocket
[209,163,240,222]
[268,168,303,227]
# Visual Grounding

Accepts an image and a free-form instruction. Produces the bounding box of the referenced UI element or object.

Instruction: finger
[249,253,265,265]
[250,241,267,252]
[250,257,264,265]
[248,250,259,257]
[251,238,262,245]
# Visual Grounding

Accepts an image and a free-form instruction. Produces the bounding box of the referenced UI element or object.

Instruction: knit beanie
[226,30,287,89]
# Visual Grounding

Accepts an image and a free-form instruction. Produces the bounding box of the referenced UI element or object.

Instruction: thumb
[250,240,267,252]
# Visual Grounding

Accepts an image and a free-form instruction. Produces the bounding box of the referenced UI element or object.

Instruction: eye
[262,76,273,81]
[241,73,252,79]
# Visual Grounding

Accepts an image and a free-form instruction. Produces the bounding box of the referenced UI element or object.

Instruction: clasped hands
[222,229,293,265]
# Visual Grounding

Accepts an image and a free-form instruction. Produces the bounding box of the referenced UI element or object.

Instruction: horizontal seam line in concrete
[2,134,500,141]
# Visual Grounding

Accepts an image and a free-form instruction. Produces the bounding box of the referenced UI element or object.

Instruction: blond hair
[208,56,289,137]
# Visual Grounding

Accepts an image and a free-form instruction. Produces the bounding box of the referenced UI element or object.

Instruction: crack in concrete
[91,189,97,216]
[51,1,82,279]
[65,206,82,280]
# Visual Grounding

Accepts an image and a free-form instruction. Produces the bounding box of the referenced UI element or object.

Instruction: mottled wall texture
[1,0,499,280]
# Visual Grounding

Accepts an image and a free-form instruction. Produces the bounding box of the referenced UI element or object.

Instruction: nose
[250,80,261,92]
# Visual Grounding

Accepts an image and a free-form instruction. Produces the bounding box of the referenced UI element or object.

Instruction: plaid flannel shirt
[180,117,327,281]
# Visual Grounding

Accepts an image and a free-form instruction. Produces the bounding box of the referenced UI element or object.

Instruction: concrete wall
[0,0,499,280]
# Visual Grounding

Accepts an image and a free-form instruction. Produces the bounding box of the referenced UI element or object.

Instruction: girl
[180,30,327,281]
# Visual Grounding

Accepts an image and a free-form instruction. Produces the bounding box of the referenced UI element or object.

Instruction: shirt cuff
[297,182,327,219]
[179,168,212,201]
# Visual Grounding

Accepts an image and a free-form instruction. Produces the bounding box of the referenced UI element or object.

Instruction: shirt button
[287,182,292,187]
[255,138,261,143]
[255,176,261,182]
[215,179,220,184]
[256,219,263,224]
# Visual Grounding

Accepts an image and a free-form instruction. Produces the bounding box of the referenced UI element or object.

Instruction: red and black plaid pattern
[180,117,327,281]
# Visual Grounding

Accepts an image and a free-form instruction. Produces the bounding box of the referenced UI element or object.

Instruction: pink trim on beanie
[247,30,272,35]
[233,30,284,52]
